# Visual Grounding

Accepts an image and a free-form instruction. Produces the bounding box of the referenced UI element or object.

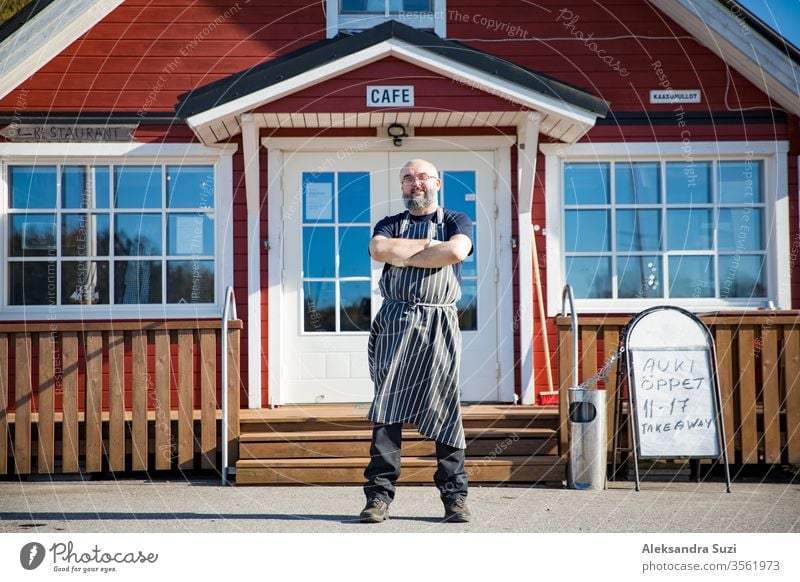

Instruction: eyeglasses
[401,173,438,185]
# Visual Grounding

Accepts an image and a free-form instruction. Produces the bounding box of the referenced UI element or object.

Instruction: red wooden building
[0,0,798,484]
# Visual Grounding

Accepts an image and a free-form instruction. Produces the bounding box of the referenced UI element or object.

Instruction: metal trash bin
[567,387,607,490]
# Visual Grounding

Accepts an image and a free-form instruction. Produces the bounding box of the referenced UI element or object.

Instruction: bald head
[399,158,439,181]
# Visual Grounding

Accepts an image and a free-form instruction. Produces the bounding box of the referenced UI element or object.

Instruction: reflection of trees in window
[304,298,336,332]
[341,297,371,331]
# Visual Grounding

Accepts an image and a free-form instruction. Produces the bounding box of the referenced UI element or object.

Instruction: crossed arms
[369,234,472,268]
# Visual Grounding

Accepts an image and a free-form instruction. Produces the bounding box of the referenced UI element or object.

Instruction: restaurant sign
[0,124,137,142]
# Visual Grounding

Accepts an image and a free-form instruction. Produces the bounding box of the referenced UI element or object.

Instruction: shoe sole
[443,514,471,523]
[359,513,389,523]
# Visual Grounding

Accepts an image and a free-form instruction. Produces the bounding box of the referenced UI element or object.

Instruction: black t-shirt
[371,207,474,283]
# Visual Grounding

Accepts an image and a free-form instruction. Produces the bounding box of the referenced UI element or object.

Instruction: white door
[281,149,507,403]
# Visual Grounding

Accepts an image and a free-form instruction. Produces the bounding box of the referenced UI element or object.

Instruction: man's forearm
[370,237,431,264]
[403,241,463,268]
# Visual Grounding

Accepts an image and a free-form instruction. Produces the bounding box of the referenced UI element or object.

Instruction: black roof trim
[175,20,608,120]
[718,0,800,64]
[0,111,181,125]
[599,110,787,125]
[0,0,58,44]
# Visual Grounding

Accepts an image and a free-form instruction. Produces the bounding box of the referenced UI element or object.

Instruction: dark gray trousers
[363,422,468,505]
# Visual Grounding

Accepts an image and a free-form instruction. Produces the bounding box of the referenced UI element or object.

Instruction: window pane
[666,161,711,204]
[718,208,762,251]
[668,255,715,298]
[167,166,214,209]
[303,173,334,223]
[340,281,371,332]
[390,0,431,11]
[62,214,110,256]
[114,261,162,304]
[566,256,611,298]
[339,226,370,278]
[303,226,335,278]
[167,260,214,303]
[62,166,110,209]
[9,214,57,257]
[617,256,663,299]
[443,171,476,221]
[461,224,477,278]
[9,262,57,306]
[615,162,660,204]
[114,166,162,209]
[616,209,661,252]
[667,209,713,250]
[565,210,610,252]
[115,214,162,256]
[719,255,765,299]
[457,279,478,331]
[564,163,609,205]
[719,161,761,204]
[62,261,109,305]
[167,214,214,256]
[304,281,336,332]
[10,166,57,209]
[338,172,371,223]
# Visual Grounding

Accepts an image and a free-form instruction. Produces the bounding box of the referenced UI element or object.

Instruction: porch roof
[175,20,609,145]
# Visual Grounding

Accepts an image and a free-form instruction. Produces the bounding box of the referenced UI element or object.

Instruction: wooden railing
[555,312,800,466]
[0,320,242,476]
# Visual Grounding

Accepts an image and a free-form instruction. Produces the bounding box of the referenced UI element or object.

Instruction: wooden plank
[580,326,598,387]
[107,331,125,472]
[784,327,800,464]
[199,329,216,469]
[61,333,79,473]
[557,314,800,326]
[37,333,56,474]
[14,333,32,474]
[131,330,148,471]
[177,330,194,469]
[226,327,241,466]
[0,320,241,333]
[84,331,103,473]
[557,327,573,457]
[759,328,780,463]
[0,334,7,474]
[154,330,172,470]
[714,326,736,464]
[602,326,619,454]
[737,325,758,463]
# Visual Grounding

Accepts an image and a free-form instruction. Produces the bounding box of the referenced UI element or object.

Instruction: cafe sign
[0,124,138,142]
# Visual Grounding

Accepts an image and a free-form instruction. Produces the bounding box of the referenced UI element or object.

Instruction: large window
[6,164,216,308]
[327,0,445,37]
[563,159,766,302]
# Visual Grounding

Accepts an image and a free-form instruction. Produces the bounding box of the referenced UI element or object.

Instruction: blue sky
[739,0,800,49]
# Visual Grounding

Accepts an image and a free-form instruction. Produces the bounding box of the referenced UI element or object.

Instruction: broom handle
[532,224,555,395]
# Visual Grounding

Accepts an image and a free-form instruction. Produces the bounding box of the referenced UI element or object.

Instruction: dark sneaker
[443,498,471,523]
[359,498,390,523]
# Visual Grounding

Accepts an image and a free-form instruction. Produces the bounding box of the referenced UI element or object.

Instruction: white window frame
[326,0,446,38]
[0,142,236,320]
[541,141,791,315]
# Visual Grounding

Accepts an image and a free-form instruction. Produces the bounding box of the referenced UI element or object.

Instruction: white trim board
[541,140,792,315]
[0,0,125,101]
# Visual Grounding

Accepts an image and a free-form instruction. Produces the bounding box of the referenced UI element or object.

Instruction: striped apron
[367,207,466,450]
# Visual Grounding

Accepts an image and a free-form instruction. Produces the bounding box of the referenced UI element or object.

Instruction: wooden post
[38,333,56,474]
[14,333,32,475]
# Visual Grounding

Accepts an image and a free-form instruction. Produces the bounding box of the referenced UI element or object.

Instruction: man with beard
[360,158,474,523]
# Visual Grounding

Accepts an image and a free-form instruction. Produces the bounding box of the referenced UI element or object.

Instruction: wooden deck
[235,404,564,485]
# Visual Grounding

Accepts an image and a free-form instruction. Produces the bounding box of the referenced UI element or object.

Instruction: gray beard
[403,186,437,210]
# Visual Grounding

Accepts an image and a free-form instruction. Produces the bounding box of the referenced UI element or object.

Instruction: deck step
[235,455,565,485]
[239,428,558,459]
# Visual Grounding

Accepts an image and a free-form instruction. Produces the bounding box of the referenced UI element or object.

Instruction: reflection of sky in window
[62,166,109,209]
[566,257,611,299]
[115,214,162,255]
[616,210,661,252]
[565,210,609,252]
[339,226,370,278]
[443,171,476,221]
[168,214,214,256]
[667,209,713,250]
[718,161,762,204]
[616,163,660,205]
[167,166,214,208]
[303,226,335,278]
[668,256,715,298]
[718,209,762,251]
[115,167,162,209]
[10,166,57,209]
[340,281,371,332]
[338,172,371,223]
[564,163,609,205]
[666,162,711,204]
[617,256,663,299]
[719,255,765,298]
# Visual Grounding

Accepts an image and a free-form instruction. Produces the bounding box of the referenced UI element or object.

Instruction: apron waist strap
[384,298,456,308]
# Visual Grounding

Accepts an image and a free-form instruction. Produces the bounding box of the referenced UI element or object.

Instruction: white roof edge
[647,0,800,116]
[186,38,602,134]
[0,0,125,102]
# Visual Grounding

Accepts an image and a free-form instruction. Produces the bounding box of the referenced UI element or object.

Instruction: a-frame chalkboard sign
[612,306,731,492]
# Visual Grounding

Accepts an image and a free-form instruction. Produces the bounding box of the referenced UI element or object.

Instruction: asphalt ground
[1,473,798,533]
